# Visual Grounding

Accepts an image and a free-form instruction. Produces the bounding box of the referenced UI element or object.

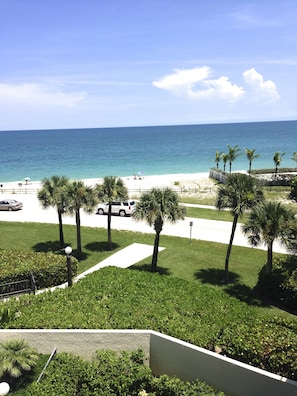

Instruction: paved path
[37,243,163,293]
[76,243,164,281]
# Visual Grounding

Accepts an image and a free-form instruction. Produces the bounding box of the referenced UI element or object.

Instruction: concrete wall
[150,331,297,396]
[0,329,151,362]
[0,329,296,396]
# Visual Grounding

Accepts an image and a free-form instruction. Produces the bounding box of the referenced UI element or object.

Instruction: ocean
[0,120,296,183]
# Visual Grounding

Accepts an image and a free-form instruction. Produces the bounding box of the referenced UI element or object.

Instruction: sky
[0,0,297,131]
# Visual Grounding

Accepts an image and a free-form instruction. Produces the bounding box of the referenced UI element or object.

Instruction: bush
[256,257,297,313]
[218,317,297,380]
[289,175,297,202]
[22,350,224,395]
[0,250,78,289]
[3,267,297,380]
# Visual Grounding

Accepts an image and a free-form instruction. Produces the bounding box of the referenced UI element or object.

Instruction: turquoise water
[0,120,296,182]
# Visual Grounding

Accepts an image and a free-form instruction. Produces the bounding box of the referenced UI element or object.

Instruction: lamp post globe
[0,382,10,395]
[65,246,72,256]
[65,246,73,287]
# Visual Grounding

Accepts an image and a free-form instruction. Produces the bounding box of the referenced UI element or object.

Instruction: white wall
[1,329,296,396]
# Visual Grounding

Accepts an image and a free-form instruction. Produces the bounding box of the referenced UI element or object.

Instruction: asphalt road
[0,194,288,254]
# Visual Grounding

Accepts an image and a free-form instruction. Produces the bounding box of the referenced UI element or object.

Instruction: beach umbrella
[24,177,30,184]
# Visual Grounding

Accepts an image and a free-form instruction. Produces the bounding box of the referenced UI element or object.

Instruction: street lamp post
[189,221,193,244]
[65,246,73,287]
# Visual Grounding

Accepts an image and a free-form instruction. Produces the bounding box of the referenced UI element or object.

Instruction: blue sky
[0,0,297,130]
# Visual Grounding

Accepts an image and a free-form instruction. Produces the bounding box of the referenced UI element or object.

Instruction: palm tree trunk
[151,231,160,272]
[58,210,64,249]
[107,205,112,250]
[266,241,273,274]
[75,209,82,257]
[225,214,238,281]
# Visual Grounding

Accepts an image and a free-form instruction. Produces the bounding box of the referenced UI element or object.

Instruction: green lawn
[1,220,296,386]
[0,220,290,319]
[184,206,236,221]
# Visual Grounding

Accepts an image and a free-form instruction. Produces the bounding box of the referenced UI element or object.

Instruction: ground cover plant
[0,221,296,381]
[19,349,225,395]
[0,250,78,289]
[2,267,297,380]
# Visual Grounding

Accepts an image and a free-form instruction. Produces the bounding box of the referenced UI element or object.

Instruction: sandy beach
[0,172,217,200]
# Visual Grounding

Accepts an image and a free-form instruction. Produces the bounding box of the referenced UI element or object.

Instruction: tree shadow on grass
[195,268,269,307]
[32,240,61,253]
[131,262,171,276]
[32,240,90,261]
[195,268,240,285]
[84,241,120,252]
[224,283,269,307]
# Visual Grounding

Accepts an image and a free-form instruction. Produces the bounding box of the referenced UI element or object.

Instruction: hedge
[2,267,297,380]
[22,349,225,395]
[0,250,78,289]
[256,257,297,313]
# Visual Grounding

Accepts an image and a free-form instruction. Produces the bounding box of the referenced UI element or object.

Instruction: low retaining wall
[0,329,296,396]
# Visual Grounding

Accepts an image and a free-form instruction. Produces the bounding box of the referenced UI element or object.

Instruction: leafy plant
[2,267,297,380]
[0,339,39,382]
[0,249,78,289]
[256,256,297,312]
[22,350,224,395]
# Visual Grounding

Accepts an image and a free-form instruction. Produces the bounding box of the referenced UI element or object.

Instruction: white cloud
[153,67,244,101]
[0,83,86,107]
[242,68,280,101]
[153,66,210,95]
[192,76,244,100]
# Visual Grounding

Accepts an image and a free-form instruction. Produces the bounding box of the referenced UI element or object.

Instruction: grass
[262,185,291,201]
[179,195,215,206]
[0,220,292,320]
[179,185,293,205]
[184,206,235,221]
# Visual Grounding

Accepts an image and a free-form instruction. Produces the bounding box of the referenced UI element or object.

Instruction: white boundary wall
[0,329,296,396]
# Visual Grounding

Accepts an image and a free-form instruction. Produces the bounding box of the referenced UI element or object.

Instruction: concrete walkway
[37,243,164,293]
[76,243,165,281]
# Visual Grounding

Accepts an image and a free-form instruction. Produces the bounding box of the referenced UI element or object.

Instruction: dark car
[0,199,23,211]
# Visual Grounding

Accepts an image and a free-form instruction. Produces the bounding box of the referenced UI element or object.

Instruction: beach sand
[1,172,218,200]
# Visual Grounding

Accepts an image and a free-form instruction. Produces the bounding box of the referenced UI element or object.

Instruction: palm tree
[227,145,241,173]
[290,176,297,202]
[38,175,70,249]
[66,180,97,257]
[242,201,297,274]
[96,176,128,250]
[291,152,297,167]
[214,150,222,169]
[216,173,263,281]
[273,151,285,174]
[0,339,39,380]
[245,148,260,173]
[133,187,186,272]
[222,153,229,172]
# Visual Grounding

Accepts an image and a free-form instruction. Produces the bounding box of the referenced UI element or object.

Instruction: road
[0,194,288,254]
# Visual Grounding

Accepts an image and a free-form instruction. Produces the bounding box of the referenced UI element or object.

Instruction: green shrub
[218,317,297,380]
[22,350,224,395]
[256,257,297,312]
[290,175,297,202]
[3,267,297,380]
[0,249,78,289]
